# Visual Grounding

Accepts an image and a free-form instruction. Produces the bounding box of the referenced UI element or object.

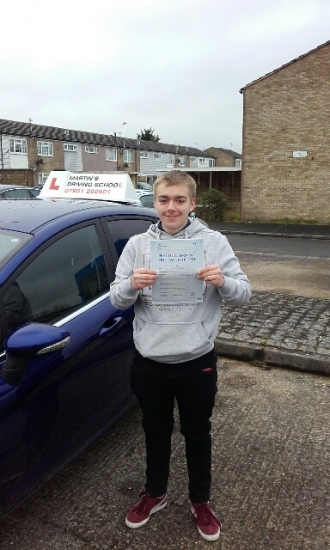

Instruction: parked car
[32,183,45,195]
[0,197,159,518]
[136,181,152,191]
[136,190,154,208]
[0,185,39,199]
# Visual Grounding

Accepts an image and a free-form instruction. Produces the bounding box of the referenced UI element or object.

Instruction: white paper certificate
[150,239,204,304]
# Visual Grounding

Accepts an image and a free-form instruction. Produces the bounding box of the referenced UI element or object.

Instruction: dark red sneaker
[190,501,221,541]
[125,491,167,528]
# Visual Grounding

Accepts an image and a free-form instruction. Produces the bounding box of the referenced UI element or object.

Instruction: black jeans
[131,348,218,503]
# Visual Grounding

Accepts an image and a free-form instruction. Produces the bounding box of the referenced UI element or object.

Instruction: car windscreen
[0,230,33,268]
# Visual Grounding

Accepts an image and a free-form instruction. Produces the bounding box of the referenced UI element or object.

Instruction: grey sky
[1,0,329,152]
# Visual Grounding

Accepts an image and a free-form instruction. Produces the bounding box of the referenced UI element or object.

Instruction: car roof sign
[39,171,141,204]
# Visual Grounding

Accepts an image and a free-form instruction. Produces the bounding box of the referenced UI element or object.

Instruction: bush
[195,188,227,222]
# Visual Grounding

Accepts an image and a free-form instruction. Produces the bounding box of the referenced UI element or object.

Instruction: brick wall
[241,43,330,223]
[28,138,65,184]
[0,169,34,186]
[205,147,236,167]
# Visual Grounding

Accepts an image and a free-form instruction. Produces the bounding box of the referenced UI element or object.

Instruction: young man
[109,170,251,542]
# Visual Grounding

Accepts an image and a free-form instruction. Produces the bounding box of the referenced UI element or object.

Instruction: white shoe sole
[125,499,167,529]
[190,503,221,541]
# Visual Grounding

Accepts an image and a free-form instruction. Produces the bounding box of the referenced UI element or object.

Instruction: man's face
[154,182,196,235]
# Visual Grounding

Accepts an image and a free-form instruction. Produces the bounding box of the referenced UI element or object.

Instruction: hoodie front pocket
[134,321,212,359]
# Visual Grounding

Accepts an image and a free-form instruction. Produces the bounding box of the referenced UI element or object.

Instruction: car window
[6,224,109,328]
[0,230,32,267]
[139,194,154,208]
[3,189,32,199]
[107,218,155,256]
[137,182,152,190]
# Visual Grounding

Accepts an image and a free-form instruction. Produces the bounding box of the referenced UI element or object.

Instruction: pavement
[209,222,330,376]
[209,221,330,240]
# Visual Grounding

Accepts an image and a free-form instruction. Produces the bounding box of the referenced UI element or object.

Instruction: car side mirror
[1,323,70,386]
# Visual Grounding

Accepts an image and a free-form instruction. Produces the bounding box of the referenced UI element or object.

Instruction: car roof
[136,190,153,196]
[0,198,157,234]
[0,184,31,190]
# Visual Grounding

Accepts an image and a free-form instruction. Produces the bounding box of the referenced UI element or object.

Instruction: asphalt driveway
[1,358,329,550]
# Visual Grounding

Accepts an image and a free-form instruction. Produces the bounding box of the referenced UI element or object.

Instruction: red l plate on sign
[49,178,60,190]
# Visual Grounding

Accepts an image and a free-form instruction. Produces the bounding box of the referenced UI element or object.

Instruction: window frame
[85,146,98,154]
[123,150,133,163]
[167,154,175,167]
[64,143,78,152]
[37,141,54,157]
[38,173,49,184]
[9,138,27,154]
[106,148,117,162]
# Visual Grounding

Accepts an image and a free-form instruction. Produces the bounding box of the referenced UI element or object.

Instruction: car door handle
[99,316,122,336]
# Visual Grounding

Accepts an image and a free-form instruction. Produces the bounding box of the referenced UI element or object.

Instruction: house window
[85,146,98,154]
[198,158,206,164]
[190,157,196,163]
[167,155,175,167]
[235,158,242,168]
[64,143,78,152]
[153,153,162,159]
[106,148,117,161]
[37,141,53,157]
[178,156,185,166]
[9,138,27,154]
[38,173,49,184]
[124,150,133,163]
[140,151,149,158]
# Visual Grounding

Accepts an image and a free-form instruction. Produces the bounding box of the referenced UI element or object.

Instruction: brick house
[240,39,330,224]
[0,118,214,188]
[204,147,241,168]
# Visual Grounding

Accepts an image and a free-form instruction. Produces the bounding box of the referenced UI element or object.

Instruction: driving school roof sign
[39,171,141,204]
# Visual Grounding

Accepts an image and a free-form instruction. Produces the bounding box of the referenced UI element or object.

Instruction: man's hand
[197,265,225,289]
[131,268,158,290]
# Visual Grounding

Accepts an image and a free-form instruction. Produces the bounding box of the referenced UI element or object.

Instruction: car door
[0,219,137,515]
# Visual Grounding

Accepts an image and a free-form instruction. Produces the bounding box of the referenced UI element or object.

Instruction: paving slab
[215,291,330,375]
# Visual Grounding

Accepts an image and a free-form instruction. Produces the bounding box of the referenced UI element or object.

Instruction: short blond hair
[153,170,197,199]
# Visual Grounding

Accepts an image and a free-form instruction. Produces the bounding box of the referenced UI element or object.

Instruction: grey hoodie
[109,219,251,363]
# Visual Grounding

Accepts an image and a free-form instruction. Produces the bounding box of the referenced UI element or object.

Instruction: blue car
[0,197,158,518]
